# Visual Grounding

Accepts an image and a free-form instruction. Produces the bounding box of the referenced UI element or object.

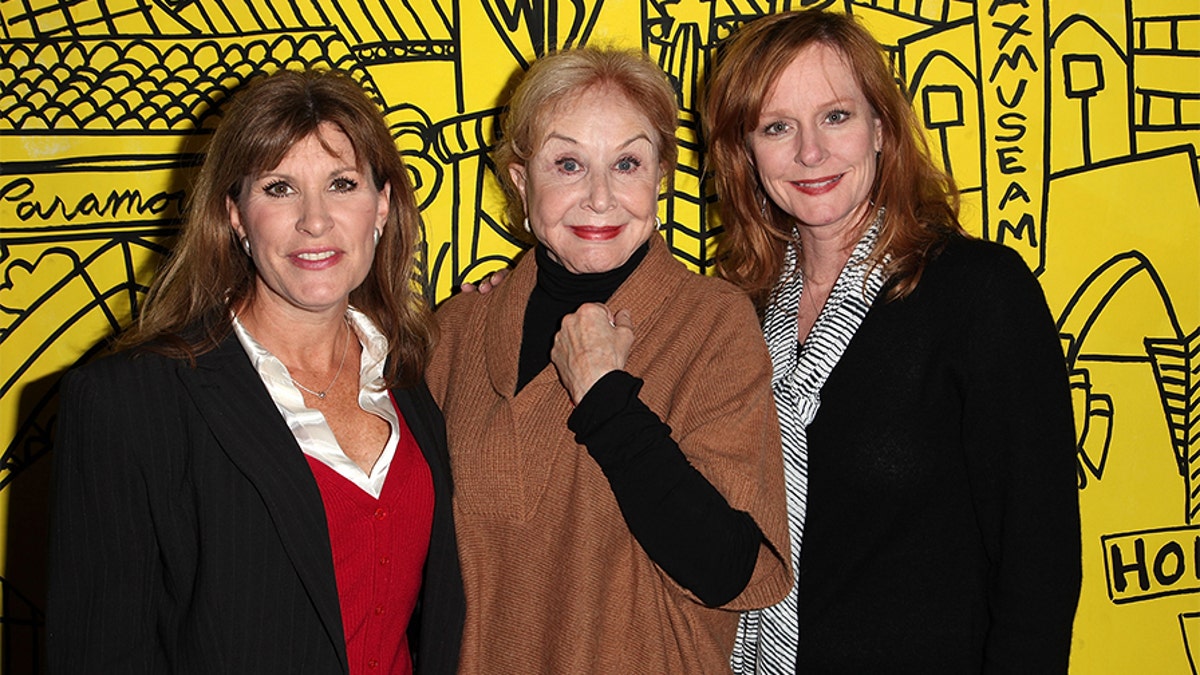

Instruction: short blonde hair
[492,46,680,238]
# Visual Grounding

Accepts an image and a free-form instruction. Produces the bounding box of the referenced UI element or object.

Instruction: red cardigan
[306,407,433,675]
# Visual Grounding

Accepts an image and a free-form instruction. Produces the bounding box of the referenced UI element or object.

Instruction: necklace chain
[799,267,827,316]
[291,319,351,400]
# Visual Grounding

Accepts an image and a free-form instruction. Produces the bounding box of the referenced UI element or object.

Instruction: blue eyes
[760,110,853,135]
[554,156,642,174]
[763,121,789,136]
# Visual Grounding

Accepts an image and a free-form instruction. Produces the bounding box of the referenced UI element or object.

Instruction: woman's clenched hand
[551,303,634,404]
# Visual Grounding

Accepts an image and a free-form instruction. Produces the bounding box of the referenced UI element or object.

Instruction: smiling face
[228,121,389,321]
[509,85,664,275]
[749,42,883,243]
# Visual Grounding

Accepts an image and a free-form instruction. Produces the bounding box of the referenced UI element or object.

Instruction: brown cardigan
[427,235,791,673]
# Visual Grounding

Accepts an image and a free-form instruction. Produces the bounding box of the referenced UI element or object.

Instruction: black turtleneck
[518,242,763,608]
[517,243,648,392]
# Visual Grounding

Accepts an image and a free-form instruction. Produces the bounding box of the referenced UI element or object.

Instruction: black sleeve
[962,249,1081,672]
[47,365,168,673]
[568,370,763,607]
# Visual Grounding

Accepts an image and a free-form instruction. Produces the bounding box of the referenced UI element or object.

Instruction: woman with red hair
[706,10,1080,672]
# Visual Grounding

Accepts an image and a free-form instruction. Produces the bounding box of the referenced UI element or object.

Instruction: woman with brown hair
[47,69,462,674]
[705,10,1080,672]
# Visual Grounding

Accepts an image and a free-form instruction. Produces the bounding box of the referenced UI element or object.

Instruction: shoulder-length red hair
[704,9,964,311]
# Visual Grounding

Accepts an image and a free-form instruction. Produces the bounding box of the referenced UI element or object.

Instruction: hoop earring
[654,216,663,231]
[241,237,252,257]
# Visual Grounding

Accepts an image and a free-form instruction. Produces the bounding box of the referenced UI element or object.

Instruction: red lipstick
[568,225,624,241]
[288,248,343,270]
[790,173,844,196]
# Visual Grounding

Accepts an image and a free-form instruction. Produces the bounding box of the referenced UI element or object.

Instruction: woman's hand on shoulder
[459,268,509,294]
[551,303,634,404]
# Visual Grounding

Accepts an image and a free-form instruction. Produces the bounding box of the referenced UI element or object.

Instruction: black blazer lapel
[390,383,450,490]
[176,336,349,673]
[392,382,465,674]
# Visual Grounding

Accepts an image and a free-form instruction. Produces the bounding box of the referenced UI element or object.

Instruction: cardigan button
[367,658,379,669]
[375,604,385,615]
[374,508,387,520]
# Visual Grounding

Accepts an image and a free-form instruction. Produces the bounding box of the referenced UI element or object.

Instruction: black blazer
[47,334,464,674]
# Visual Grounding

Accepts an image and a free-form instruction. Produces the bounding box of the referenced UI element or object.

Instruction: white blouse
[231,307,400,498]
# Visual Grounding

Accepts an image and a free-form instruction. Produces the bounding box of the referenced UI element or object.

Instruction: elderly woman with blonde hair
[428,46,792,673]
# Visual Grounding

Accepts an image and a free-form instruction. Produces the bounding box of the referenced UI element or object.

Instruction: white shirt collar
[231,307,400,498]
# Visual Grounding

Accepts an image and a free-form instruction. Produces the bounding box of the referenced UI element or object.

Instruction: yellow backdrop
[2,0,1198,672]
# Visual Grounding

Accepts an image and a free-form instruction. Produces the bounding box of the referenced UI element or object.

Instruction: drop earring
[241,237,252,257]
[523,217,532,233]
[654,216,663,231]
[373,229,381,246]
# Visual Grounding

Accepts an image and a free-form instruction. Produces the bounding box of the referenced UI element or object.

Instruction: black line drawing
[1182,610,1200,675]
[2,0,1198,671]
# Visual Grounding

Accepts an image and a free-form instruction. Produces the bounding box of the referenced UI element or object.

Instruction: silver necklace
[291,319,351,400]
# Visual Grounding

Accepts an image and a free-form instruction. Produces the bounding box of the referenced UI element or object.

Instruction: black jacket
[796,236,1081,673]
[47,334,464,674]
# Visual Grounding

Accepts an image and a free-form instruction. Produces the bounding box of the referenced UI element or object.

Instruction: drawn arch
[0,239,167,491]
[1056,251,1182,363]
[1055,252,1183,497]
[0,242,165,399]
[909,49,981,190]
[1049,14,1132,172]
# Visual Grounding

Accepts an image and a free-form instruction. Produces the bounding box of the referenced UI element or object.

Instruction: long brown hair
[119,68,434,387]
[704,10,964,311]
[492,46,680,239]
